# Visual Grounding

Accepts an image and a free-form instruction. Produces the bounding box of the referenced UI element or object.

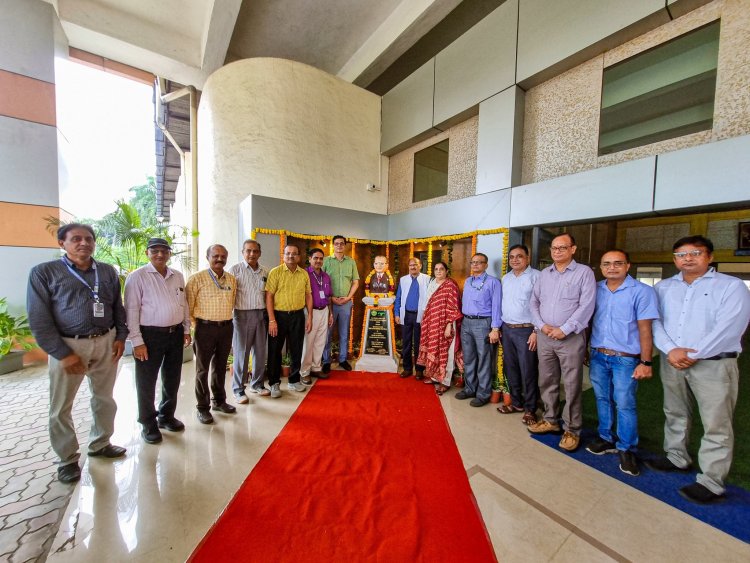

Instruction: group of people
[393,232,749,505]
[26,225,360,484]
[27,224,750,505]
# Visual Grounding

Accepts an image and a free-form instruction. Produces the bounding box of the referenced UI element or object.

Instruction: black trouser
[267,309,304,385]
[135,325,184,427]
[194,321,233,410]
[501,324,539,411]
[401,310,423,372]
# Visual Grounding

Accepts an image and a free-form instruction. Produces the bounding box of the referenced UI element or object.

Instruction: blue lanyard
[208,269,229,290]
[470,274,487,291]
[61,257,100,302]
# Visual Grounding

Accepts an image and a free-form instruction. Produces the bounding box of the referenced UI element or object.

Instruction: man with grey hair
[230,239,270,402]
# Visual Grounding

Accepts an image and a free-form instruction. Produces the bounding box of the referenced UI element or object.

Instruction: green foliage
[0,298,34,358]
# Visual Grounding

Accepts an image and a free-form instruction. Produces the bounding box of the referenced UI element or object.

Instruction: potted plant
[281,352,292,378]
[0,298,35,375]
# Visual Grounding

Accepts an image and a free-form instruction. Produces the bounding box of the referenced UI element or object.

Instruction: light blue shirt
[590,275,658,354]
[501,267,539,325]
[462,273,503,329]
[653,268,750,359]
[530,260,596,336]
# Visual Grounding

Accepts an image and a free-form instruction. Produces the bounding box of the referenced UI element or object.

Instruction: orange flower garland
[427,241,433,273]
[471,234,477,257]
[409,241,414,259]
[279,233,286,263]
[348,309,354,355]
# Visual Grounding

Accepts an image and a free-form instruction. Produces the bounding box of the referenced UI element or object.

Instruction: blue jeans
[460,317,495,402]
[588,349,640,451]
[323,300,352,364]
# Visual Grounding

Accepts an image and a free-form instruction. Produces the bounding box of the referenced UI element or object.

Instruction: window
[413,139,449,202]
[598,21,720,155]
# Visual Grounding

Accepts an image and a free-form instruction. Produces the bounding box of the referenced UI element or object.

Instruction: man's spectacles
[550,245,570,252]
[333,242,346,246]
[673,250,705,259]
[601,261,627,268]
[284,252,299,257]
[470,260,487,265]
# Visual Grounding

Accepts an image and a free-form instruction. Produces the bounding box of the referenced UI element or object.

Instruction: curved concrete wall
[198,57,384,259]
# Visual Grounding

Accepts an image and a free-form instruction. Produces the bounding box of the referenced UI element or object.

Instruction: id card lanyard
[62,257,104,317]
[208,269,234,305]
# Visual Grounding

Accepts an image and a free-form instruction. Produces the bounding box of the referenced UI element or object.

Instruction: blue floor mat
[530,428,750,543]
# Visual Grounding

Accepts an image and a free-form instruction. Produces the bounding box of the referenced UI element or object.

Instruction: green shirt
[323,255,360,297]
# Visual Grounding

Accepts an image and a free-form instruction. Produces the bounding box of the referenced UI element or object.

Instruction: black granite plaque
[364,309,389,355]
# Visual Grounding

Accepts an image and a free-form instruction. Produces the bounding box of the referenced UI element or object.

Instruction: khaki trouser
[661,357,738,494]
[302,309,329,375]
[49,329,119,467]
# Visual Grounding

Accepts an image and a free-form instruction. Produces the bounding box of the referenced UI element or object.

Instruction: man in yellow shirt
[186,244,237,424]
[266,244,313,398]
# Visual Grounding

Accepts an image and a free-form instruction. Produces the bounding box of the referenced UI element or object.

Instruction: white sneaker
[270,383,281,398]
[287,382,307,392]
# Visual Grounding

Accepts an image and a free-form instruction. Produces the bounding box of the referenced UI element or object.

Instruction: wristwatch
[639,359,652,366]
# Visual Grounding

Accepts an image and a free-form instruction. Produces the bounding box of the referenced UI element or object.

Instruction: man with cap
[124,237,191,444]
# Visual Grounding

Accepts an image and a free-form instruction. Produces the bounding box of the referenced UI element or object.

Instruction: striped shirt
[186,269,237,322]
[266,263,311,311]
[124,263,190,347]
[229,261,268,310]
[27,256,128,360]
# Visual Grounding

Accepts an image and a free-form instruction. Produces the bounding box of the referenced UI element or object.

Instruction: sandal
[435,384,449,396]
[423,378,436,385]
[496,404,524,414]
[522,411,538,426]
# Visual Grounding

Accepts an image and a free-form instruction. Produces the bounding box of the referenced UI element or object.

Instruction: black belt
[141,323,182,333]
[274,308,304,315]
[313,306,328,310]
[196,318,232,326]
[61,327,113,339]
[504,323,534,329]
[704,352,738,361]
[464,315,490,320]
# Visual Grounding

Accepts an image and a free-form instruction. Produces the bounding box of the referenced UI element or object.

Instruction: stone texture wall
[387,116,477,214]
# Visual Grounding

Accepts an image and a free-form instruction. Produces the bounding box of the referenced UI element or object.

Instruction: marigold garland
[409,241,414,259]
[471,234,477,257]
[279,233,286,263]
[348,309,354,355]
[427,241,433,273]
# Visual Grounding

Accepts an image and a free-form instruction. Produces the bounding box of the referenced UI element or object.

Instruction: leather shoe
[339,360,353,371]
[142,426,163,444]
[470,398,489,407]
[196,410,214,424]
[678,482,725,504]
[57,463,81,484]
[455,390,474,400]
[644,456,691,473]
[322,363,331,374]
[88,444,127,458]
[158,418,185,432]
[212,402,237,414]
[400,370,413,378]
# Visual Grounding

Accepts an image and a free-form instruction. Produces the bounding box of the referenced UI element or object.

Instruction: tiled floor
[1,358,749,562]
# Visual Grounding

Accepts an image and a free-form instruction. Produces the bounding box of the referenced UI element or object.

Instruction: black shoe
[339,361,353,371]
[57,463,81,484]
[678,482,726,504]
[197,410,214,424]
[315,372,330,380]
[141,426,163,444]
[586,437,617,455]
[212,402,237,414]
[618,450,640,476]
[400,370,413,378]
[88,444,127,458]
[415,372,425,381]
[644,456,691,473]
[470,398,489,407]
[322,363,331,374]
[455,390,474,400]
[157,417,185,432]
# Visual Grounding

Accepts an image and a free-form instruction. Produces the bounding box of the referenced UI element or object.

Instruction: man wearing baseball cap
[124,237,191,444]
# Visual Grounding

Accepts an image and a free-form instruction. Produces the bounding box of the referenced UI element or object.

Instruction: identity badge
[93,301,105,317]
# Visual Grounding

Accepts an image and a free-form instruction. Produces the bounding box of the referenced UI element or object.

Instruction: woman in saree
[417,262,464,395]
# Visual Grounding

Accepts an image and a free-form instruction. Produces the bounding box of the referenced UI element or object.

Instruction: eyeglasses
[470,260,487,265]
[600,261,627,268]
[673,249,705,259]
[149,248,170,255]
[550,245,571,252]
[333,242,346,246]
[283,252,299,257]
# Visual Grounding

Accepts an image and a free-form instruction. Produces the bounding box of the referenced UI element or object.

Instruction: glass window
[413,139,449,202]
[599,21,720,155]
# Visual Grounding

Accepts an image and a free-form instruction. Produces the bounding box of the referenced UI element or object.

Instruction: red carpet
[190,372,496,562]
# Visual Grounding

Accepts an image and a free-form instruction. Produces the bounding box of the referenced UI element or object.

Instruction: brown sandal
[522,411,538,425]
[435,384,449,396]
[496,404,523,414]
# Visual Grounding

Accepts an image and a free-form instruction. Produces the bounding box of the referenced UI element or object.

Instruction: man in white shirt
[229,239,270,402]
[124,238,191,444]
[649,235,750,504]
[499,245,540,425]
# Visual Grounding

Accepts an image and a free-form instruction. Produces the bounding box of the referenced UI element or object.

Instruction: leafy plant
[281,352,292,367]
[0,298,35,358]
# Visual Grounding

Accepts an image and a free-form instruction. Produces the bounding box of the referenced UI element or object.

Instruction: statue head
[373,255,387,274]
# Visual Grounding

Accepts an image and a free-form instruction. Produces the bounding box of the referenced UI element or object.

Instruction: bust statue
[363,255,394,306]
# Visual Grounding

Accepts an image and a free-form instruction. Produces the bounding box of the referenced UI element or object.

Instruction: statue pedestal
[356,305,398,373]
